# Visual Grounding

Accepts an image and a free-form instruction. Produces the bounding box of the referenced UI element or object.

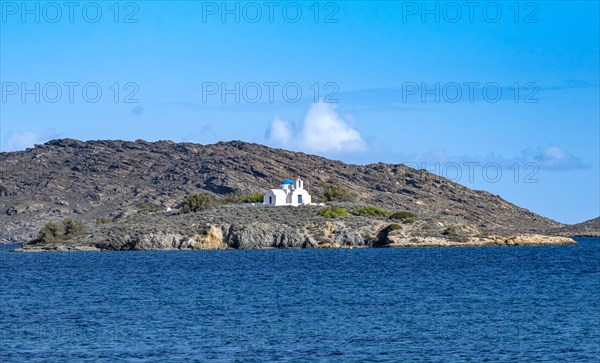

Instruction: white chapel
[264,178,312,206]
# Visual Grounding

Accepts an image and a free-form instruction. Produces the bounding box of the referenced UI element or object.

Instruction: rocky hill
[0,138,574,243]
[549,217,599,237]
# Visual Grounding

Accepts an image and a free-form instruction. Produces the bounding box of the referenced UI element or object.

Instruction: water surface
[1,238,599,362]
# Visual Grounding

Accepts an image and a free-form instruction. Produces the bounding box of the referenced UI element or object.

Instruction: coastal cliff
[14,204,576,252]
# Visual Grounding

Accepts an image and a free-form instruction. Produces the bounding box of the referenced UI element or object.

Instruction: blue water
[1,238,599,362]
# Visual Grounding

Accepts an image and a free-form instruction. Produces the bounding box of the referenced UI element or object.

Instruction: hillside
[550,217,599,237]
[0,138,566,243]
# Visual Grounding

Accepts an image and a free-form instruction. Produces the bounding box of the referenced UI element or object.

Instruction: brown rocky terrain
[0,138,592,246]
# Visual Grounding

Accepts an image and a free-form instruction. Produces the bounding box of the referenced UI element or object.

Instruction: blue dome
[281,179,295,185]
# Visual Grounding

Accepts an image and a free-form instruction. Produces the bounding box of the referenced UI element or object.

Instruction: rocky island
[1,139,592,251]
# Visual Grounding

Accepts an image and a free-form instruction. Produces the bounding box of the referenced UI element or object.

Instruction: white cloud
[266,102,367,154]
[2,130,59,152]
[390,145,588,172]
[267,116,294,146]
[3,132,42,152]
[527,146,588,170]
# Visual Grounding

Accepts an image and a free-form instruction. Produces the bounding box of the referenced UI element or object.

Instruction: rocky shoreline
[12,235,577,252]
[12,204,577,252]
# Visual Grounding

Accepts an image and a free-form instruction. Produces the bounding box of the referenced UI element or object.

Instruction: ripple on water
[1,238,599,362]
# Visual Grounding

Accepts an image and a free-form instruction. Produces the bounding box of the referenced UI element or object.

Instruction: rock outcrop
[14,204,577,252]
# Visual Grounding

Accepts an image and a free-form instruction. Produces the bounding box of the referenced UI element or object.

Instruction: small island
[14,178,576,252]
[1,139,592,252]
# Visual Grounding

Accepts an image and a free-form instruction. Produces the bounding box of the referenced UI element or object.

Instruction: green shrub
[136,201,164,213]
[39,221,64,243]
[180,193,216,213]
[239,193,265,204]
[442,226,465,241]
[63,218,87,238]
[351,206,389,217]
[96,217,112,225]
[223,192,265,204]
[318,207,350,218]
[222,192,241,204]
[323,185,356,202]
[37,218,87,243]
[386,223,402,232]
[442,226,457,236]
[389,211,416,221]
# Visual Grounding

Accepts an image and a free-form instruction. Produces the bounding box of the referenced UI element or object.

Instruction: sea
[1,238,599,362]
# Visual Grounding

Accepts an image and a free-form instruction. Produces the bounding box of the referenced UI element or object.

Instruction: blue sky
[1,1,598,224]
